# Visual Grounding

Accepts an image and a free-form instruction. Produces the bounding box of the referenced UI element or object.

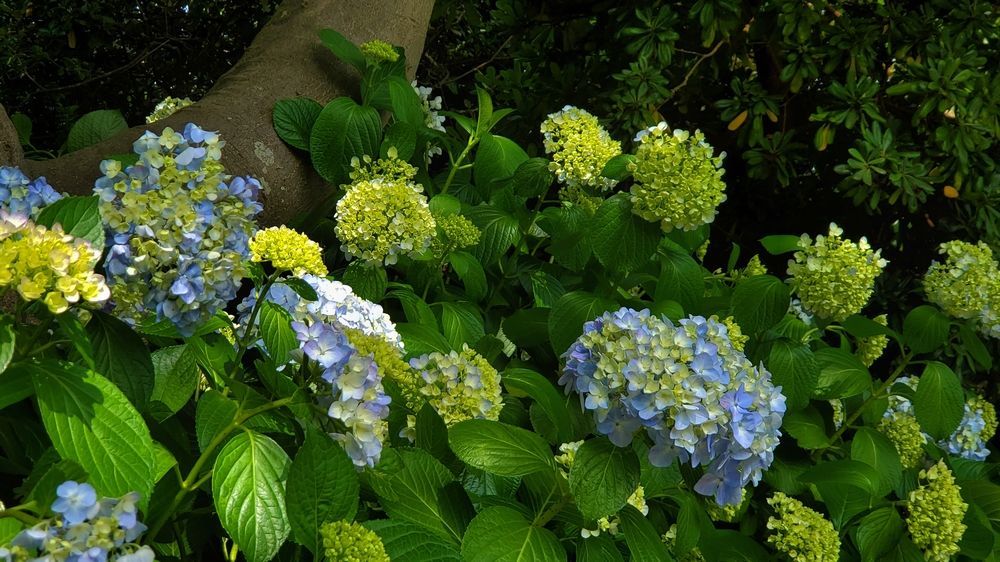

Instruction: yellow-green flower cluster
[249,226,327,276]
[855,314,889,366]
[924,240,997,319]
[721,316,748,352]
[0,212,110,314]
[629,123,727,232]
[786,223,887,321]
[906,460,968,562]
[320,520,390,562]
[556,183,603,215]
[407,346,503,426]
[706,487,749,523]
[335,178,436,266]
[540,105,622,191]
[344,327,416,401]
[359,39,399,62]
[146,96,193,123]
[431,212,481,257]
[349,152,417,184]
[878,415,925,469]
[555,441,649,538]
[830,399,845,430]
[663,524,706,562]
[766,493,840,562]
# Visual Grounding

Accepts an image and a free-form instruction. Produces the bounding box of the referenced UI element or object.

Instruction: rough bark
[0,0,435,227]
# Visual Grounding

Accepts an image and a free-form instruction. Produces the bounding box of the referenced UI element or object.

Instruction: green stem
[228,274,279,380]
[0,502,41,526]
[441,137,478,195]
[828,351,913,445]
[532,493,570,528]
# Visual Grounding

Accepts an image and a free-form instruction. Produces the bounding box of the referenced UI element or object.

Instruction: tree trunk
[0,0,435,227]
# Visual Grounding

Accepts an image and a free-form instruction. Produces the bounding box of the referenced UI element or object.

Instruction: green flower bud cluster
[146,96,193,123]
[924,240,1000,339]
[721,316,748,353]
[906,460,967,562]
[431,212,481,257]
[359,39,399,62]
[335,178,436,266]
[855,314,889,366]
[766,492,841,562]
[540,105,622,191]
[349,152,417,184]
[878,414,926,469]
[786,223,887,321]
[320,520,390,562]
[629,123,727,232]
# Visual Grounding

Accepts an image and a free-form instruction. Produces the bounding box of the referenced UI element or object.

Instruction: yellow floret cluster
[540,105,622,191]
[906,460,967,562]
[878,414,926,469]
[766,492,841,562]
[249,226,328,277]
[335,178,436,266]
[855,314,889,366]
[320,520,390,562]
[786,223,887,321]
[359,39,399,62]
[432,212,481,257]
[146,96,193,123]
[349,152,417,184]
[924,240,997,319]
[720,316,748,352]
[629,123,727,232]
[0,213,110,314]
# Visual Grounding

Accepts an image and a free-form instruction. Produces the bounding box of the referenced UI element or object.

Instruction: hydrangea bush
[0,30,998,562]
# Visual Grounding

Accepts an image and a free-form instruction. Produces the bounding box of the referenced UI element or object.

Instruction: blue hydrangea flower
[94,124,261,336]
[0,166,62,218]
[53,480,99,525]
[560,309,786,505]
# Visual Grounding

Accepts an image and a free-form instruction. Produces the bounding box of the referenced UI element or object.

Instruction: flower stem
[828,350,913,445]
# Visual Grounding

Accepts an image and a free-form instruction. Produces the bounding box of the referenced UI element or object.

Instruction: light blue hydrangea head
[560,309,786,505]
[0,166,62,218]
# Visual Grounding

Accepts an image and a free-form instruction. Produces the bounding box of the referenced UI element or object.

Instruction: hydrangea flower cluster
[924,240,1000,338]
[560,309,786,505]
[249,226,328,277]
[334,178,436,266]
[0,166,61,218]
[906,461,968,562]
[94,124,261,336]
[878,414,925,469]
[0,212,110,314]
[765,492,841,562]
[1,481,153,562]
[431,212,481,258]
[348,152,417,184]
[412,81,446,160]
[145,96,193,123]
[406,346,503,426]
[628,123,727,232]
[786,223,887,321]
[319,520,390,562]
[540,105,622,191]
[855,314,889,366]
[554,441,648,538]
[359,39,399,62]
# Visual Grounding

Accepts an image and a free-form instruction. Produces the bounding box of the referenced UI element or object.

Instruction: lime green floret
[349,151,416,184]
[320,520,390,562]
[629,123,727,232]
[877,414,925,469]
[431,211,481,257]
[786,223,887,322]
[334,178,436,266]
[359,39,399,62]
[855,314,889,366]
[924,240,998,319]
[249,226,327,276]
[540,105,622,190]
[906,460,967,562]
[766,492,840,562]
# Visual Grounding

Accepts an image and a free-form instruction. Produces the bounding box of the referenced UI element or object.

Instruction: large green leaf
[766,340,818,410]
[569,438,640,521]
[466,205,521,265]
[85,310,154,410]
[542,206,592,271]
[850,428,902,496]
[620,505,672,561]
[36,195,104,248]
[365,519,463,561]
[0,315,13,375]
[388,76,427,129]
[259,301,297,365]
[286,426,359,555]
[913,361,964,440]
[460,506,566,562]
[195,389,239,451]
[148,345,200,422]
[66,109,127,152]
[731,275,790,334]
[759,234,802,255]
[578,536,625,562]
[782,406,830,449]
[272,97,323,151]
[449,419,556,477]
[502,368,572,443]
[801,460,881,496]
[448,251,488,302]
[310,97,382,185]
[590,194,661,274]
[902,305,950,354]
[512,158,554,199]
[438,301,485,349]
[317,29,365,71]
[397,322,453,357]
[212,430,291,562]
[813,347,872,399]
[548,291,617,356]
[474,133,529,191]
[656,241,703,313]
[32,360,155,500]
[342,261,387,302]
[856,507,905,562]
[700,530,770,561]
[0,363,33,410]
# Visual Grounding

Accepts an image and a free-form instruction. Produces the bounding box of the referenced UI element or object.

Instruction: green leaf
[382,121,417,160]
[389,76,427,128]
[700,530,769,561]
[278,277,319,302]
[55,313,95,369]
[317,29,365,72]
[286,426,359,555]
[961,480,1000,527]
[85,310,154,409]
[429,194,462,216]
[416,402,454,462]
[590,194,661,274]
[196,389,239,451]
[959,323,992,370]
[398,322,453,356]
[513,158,554,198]
[801,459,881,496]
[259,301,297,365]
[387,286,437,327]
[766,340,819,410]
[475,133,528,191]
[438,301,485,349]
[148,345,200,422]
[578,536,625,562]
[841,314,896,339]
[0,520,22,547]
[913,361,964,440]
[856,507,905,562]
[0,315,13,375]
[10,112,31,145]
[902,305,950,354]
[449,419,556,477]
[813,347,872,399]
[365,519,463,561]
[342,261,388,302]
[36,195,104,248]
[503,308,550,350]
[66,109,127,152]
[620,505,672,561]
[502,368,572,443]
[759,234,802,255]
[732,275,790,333]
[449,251,488,301]
[213,430,291,562]
[656,241,703,312]
[466,205,521,265]
[272,98,322,151]
[310,97,382,185]
[569,438,640,521]
[32,360,155,499]
[0,363,33,410]
[542,206,592,271]
[814,483,874,529]
[601,154,636,182]
[152,442,177,483]
[783,406,830,449]
[959,503,996,559]
[548,291,617,356]
[851,428,902,496]
[460,506,566,562]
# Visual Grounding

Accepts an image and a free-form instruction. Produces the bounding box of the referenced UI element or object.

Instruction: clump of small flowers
[412,81,446,160]
[943,395,997,461]
[721,316,748,352]
[407,346,503,426]
[554,440,648,538]
[737,254,768,280]
[662,524,706,562]
[360,39,399,62]
[319,520,390,562]
[706,488,749,523]
[766,492,840,561]
[1,480,153,562]
[786,223,887,322]
[0,212,110,314]
[540,105,621,191]
[94,124,261,336]
[855,314,889,366]
[830,399,845,430]
[431,211,481,257]
[878,414,925,469]
[335,178,436,266]
[560,309,787,505]
[924,240,998,320]
[249,226,328,276]
[629,122,727,232]
[0,166,61,218]
[146,96,193,123]
[348,151,417,184]
[906,460,967,562]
